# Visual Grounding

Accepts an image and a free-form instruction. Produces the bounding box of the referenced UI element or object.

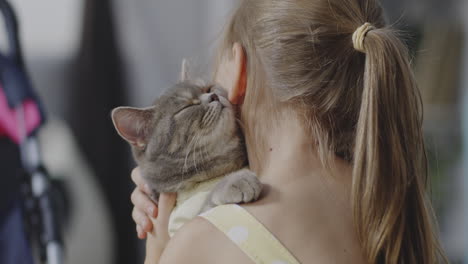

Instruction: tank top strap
[199,204,301,264]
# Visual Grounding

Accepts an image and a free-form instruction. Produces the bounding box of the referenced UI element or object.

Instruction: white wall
[8,0,82,58]
[2,0,83,117]
[113,0,236,106]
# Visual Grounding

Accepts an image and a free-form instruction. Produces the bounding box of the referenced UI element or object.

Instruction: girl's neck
[252,116,352,194]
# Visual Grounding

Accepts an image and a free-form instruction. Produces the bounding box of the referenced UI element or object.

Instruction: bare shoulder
[158,217,215,264]
[159,216,254,264]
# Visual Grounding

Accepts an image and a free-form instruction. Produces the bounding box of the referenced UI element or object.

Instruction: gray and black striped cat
[111,62,261,217]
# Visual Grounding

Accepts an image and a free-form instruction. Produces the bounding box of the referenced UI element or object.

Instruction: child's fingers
[131,167,153,195]
[131,167,144,187]
[131,188,158,217]
[136,225,147,239]
[132,207,153,232]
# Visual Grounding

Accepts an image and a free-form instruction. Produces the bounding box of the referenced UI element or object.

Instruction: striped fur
[112,81,248,197]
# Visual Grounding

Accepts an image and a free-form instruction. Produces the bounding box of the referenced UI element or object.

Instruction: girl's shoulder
[160,201,365,264]
[159,216,254,264]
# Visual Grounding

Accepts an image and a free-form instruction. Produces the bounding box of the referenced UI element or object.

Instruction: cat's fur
[111,61,262,213]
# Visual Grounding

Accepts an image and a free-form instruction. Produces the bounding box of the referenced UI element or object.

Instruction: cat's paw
[211,170,262,205]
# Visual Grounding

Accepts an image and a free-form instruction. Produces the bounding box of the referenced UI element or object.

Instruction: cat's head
[111,62,247,192]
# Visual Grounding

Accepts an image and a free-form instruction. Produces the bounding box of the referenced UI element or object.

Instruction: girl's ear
[111,106,154,148]
[215,43,247,105]
[229,43,247,104]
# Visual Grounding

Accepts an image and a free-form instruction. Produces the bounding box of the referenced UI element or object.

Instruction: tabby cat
[111,61,262,225]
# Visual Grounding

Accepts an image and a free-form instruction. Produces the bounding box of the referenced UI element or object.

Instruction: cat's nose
[209,93,219,102]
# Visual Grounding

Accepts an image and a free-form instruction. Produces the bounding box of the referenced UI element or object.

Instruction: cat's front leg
[201,168,262,212]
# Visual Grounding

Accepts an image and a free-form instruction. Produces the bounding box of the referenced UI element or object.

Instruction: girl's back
[167,153,365,263]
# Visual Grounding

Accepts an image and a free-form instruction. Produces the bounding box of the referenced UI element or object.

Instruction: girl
[130,0,448,263]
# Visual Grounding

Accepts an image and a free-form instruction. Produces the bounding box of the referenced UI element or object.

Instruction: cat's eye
[205,85,214,93]
[174,98,201,116]
[175,104,194,115]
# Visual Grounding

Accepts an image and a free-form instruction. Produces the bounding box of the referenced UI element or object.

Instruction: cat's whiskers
[205,104,222,128]
[183,133,199,174]
[198,136,210,173]
[203,110,213,127]
[201,107,213,126]
[204,106,220,127]
[191,133,203,173]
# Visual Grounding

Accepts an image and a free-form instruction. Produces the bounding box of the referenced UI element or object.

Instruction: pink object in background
[0,85,42,144]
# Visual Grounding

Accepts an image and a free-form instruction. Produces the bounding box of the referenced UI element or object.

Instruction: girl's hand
[131,168,177,263]
[144,192,177,264]
[130,167,158,239]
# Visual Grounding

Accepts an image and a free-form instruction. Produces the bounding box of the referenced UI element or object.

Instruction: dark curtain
[69,0,137,263]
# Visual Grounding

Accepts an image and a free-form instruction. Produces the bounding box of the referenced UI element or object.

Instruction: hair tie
[352,22,375,53]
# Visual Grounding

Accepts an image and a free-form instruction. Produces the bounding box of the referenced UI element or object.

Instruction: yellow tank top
[199,204,301,264]
[168,176,223,237]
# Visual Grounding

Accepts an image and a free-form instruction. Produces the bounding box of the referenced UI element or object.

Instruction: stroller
[0,1,64,263]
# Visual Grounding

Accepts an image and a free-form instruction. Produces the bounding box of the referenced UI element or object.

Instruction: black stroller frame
[0,1,64,263]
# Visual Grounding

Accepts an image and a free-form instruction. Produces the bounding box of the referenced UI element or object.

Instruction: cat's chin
[171,173,224,193]
[154,181,189,193]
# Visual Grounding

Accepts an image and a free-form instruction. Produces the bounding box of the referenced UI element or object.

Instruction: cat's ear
[111,106,154,148]
[179,58,189,82]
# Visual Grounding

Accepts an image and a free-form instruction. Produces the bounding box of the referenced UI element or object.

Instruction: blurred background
[0,0,466,263]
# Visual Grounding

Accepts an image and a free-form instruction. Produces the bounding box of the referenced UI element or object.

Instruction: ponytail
[351,25,447,263]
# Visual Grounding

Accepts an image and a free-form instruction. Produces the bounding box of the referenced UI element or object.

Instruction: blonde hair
[215,0,448,263]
